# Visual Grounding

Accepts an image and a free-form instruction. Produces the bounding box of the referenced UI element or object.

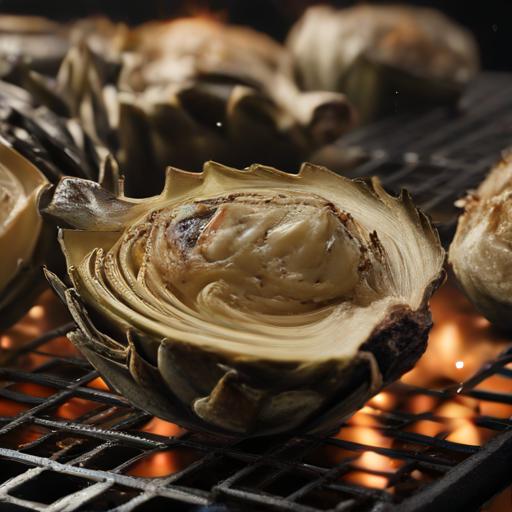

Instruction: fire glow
[0,280,511,491]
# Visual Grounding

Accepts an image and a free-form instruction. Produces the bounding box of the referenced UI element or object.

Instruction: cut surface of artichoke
[449,155,512,330]
[0,142,49,327]
[44,162,444,435]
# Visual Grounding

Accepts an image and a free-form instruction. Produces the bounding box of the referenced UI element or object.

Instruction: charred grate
[0,73,511,512]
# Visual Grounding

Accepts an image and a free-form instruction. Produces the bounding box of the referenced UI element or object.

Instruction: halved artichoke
[449,155,512,330]
[39,18,355,197]
[0,15,70,77]
[0,142,51,328]
[43,162,444,436]
[287,5,479,122]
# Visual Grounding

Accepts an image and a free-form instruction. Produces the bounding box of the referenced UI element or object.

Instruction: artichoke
[0,79,102,328]
[287,5,479,122]
[449,155,512,331]
[0,142,51,328]
[43,162,444,436]
[42,18,355,197]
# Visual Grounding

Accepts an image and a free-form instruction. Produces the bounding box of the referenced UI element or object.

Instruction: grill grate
[336,72,512,244]
[0,315,511,512]
[1,73,512,512]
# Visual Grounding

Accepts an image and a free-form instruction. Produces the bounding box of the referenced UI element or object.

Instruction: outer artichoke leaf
[59,229,121,268]
[42,176,141,230]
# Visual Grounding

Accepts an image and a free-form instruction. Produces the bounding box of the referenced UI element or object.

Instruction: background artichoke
[287,5,479,122]
[43,162,444,436]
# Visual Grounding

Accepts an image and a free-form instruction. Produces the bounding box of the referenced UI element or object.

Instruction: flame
[0,398,30,417]
[9,382,56,398]
[0,289,74,369]
[126,444,204,478]
[368,391,395,411]
[403,281,510,386]
[56,397,102,420]
[127,450,181,477]
[87,377,110,391]
[139,417,184,438]
[337,423,399,489]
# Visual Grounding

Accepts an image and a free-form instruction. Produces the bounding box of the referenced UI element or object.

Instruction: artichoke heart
[0,142,49,327]
[449,155,512,330]
[43,162,444,436]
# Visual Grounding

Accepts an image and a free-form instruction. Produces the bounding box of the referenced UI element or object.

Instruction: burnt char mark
[175,209,216,250]
[361,307,431,382]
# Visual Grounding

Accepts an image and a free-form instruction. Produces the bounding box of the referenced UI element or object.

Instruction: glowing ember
[139,417,184,438]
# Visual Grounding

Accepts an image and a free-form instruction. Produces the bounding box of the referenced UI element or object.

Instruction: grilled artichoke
[0,79,101,328]
[0,142,51,328]
[45,18,355,197]
[287,5,479,122]
[43,162,444,436]
[449,156,512,330]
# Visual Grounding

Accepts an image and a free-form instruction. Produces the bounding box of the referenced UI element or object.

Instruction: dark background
[0,0,510,71]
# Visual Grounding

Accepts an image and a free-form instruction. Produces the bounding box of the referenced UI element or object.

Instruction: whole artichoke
[43,162,444,436]
[287,5,479,122]
[449,155,512,330]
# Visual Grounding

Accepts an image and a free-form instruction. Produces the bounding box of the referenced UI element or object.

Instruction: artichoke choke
[43,162,444,436]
